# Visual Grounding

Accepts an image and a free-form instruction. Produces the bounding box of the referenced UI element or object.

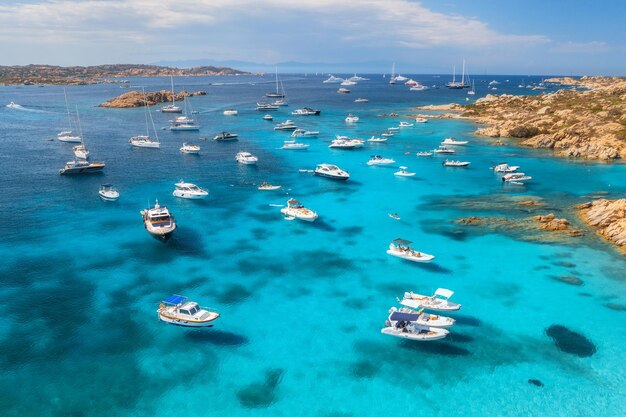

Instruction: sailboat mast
[452,65,456,83]
[170,76,175,106]
[142,88,150,137]
[461,60,466,85]
[63,88,73,130]
[275,66,279,94]
[75,106,85,147]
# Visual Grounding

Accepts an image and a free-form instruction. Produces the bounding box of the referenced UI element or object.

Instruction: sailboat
[59,109,105,175]
[161,76,182,113]
[58,88,82,143]
[446,60,470,89]
[170,96,200,131]
[389,63,396,85]
[467,80,476,95]
[266,67,285,98]
[130,88,161,148]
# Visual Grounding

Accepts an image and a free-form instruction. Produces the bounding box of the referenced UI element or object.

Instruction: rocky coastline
[99,90,207,108]
[576,199,626,252]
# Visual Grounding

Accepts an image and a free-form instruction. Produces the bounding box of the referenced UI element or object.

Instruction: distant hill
[0,64,250,85]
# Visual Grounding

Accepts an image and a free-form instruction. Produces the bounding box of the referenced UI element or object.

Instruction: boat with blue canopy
[381,308,449,341]
[157,294,220,327]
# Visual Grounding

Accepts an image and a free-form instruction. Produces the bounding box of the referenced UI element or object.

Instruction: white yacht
[314,163,349,180]
[337,87,350,94]
[58,88,82,142]
[158,295,219,327]
[223,109,238,116]
[213,132,238,141]
[414,117,428,123]
[235,151,258,164]
[502,172,532,183]
[442,160,470,167]
[173,181,208,199]
[368,136,387,143]
[180,143,201,154]
[263,114,273,121]
[328,139,364,149]
[394,74,408,82]
[141,200,176,242]
[258,181,281,191]
[399,121,414,127]
[272,99,288,107]
[348,74,369,82]
[266,66,285,98]
[387,127,399,131]
[131,91,161,148]
[323,74,344,83]
[381,132,394,137]
[98,184,119,201]
[291,129,319,138]
[401,288,461,312]
[59,159,105,175]
[281,140,309,150]
[433,146,455,154]
[72,144,89,159]
[256,103,279,111]
[291,107,321,116]
[170,121,200,131]
[274,120,298,131]
[162,76,182,113]
[441,138,468,146]
[354,98,369,103]
[394,166,415,177]
[492,163,520,173]
[340,80,357,86]
[381,310,449,341]
[367,155,395,166]
[416,151,433,157]
[280,198,318,222]
[409,83,428,91]
[386,238,434,263]
[345,114,359,123]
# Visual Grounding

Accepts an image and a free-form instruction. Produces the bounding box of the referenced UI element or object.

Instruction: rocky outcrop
[577,199,626,251]
[532,214,582,235]
[99,90,207,108]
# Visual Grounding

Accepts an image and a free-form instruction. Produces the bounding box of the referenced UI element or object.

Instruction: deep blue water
[1,74,625,416]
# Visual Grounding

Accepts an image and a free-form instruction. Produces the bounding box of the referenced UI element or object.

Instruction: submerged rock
[546,325,596,357]
[528,379,544,387]
[236,368,283,408]
[604,303,626,312]
[550,275,584,286]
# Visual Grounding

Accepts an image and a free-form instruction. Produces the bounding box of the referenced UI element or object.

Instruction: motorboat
[399,121,414,127]
[274,120,298,131]
[173,181,208,199]
[140,200,176,241]
[348,74,369,82]
[345,114,359,123]
[223,109,238,115]
[292,107,320,116]
[387,127,399,131]
[502,172,532,183]
[354,98,368,103]
[337,88,350,94]
[389,213,401,220]
[263,114,273,121]
[414,117,428,123]
[280,140,309,150]
[381,132,394,137]
[387,306,455,328]
[213,132,238,141]
[158,295,219,327]
[170,121,200,131]
[162,76,183,113]
[416,151,433,157]
[98,184,119,201]
[340,80,356,86]
[130,135,160,148]
[6,101,20,109]
[328,139,364,149]
[57,131,82,143]
[291,129,319,138]
[367,155,395,166]
[314,163,349,180]
[180,143,200,154]
[409,84,428,91]
[235,151,258,164]
[72,144,89,159]
[59,159,105,174]
[441,137,468,146]
[256,103,279,111]
[323,74,344,83]
[405,79,418,86]
[401,288,461,312]
[381,310,449,341]
[492,163,520,173]
[433,146,455,154]
[386,238,434,263]
[272,99,288,106]
[442,160,470,167]
[368,136,387,143]
[394,74,408,82]
[280,198,318,222]
[258,181,281,191]
[394,166,415,177]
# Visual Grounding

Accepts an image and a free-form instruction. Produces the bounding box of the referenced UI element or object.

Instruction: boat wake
[5,102,48,112]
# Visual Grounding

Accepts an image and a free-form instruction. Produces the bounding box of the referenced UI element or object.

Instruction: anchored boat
[158,294,220,327]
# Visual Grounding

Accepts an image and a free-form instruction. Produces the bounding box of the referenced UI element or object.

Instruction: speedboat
[442,160,470,167]
[129,135,160,148]
[314,163,349,180]
[98,184,119,201]
[173,181,208,199]
[433,146,455,154]
[414,117,428,123]
[291,129,319,138]
[502,172,532,183]
[59,159,105,175]
[387,306,455,328]
[416,151,433,157]
[367,155,395,166]
[6,101,19,109]
[263,114,273,121]
[399,121,414,127]
[405,79,418,86]
[492,163,520,173]
[57,131,82,143]
[381,132,394,137]
[170,121,200,131]
[401,288,461,311]
[348,74,369,82]
[258,181,281,191]
[394,166,415,177]
[409,84,428,91]
[213,132,238,141]
[223,109,238,116]
[354,98,368,103]
[72,144,89,159]
[272,99,288,107]
[328,139,364,149]
[292,108,320,116]
[322,74,344,83]
[161,104,182,113]
[281,140,309,150]
[337,88,350,94]
[141,200,176,241]
[368,136,387,143]
[387,127,399,131]
[381,310,449,341]
[340,80,356,86]
[274,120,298,131]
[256,103,279,111]
[180,143,200,154]
[389,213,400,220]
[441,137,468,146]
[158,295,219,327]
[345,114,359,123]
[280,198,318,222]
[235,151,258,164]
[386,238,434,263]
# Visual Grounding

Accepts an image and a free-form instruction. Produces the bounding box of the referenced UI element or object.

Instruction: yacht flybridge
[141,200,176,242]
[158,295,219,327]
[387,238,434,263]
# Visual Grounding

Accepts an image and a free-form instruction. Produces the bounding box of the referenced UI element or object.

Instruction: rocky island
[0,64,249,85]
[576,199,626,252]
[99,90,207,108]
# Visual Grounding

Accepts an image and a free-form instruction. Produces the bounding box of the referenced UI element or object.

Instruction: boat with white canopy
[492,163,520,173]
[98,184,119,201]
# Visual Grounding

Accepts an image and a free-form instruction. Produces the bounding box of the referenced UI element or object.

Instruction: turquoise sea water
[1,75,625,416]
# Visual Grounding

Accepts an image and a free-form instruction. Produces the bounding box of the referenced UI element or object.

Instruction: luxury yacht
[322,74,344,83]
[345,114,359,123]
[223,109,238,115]
[387,238,434,263]
[59,159,105,175]
[328,138,364,149]
[258,181,281,191]
[394,166,415,177]
[381,310,450,341]
[291,107,321,116]
[180,143,200,154]
[274,120,298,131]
[213,132,239,141]
[340,80,356,86]
[442,160,470,167]
[158,295,219,327]
[173,181,208,199]
[235,151,258,164]
[348,74,369,82]
[141,200,176,242]
[98,184,119,201]
[441,137,468,146]
[280,198,318,222]
[280,140,309,150]
[314,163,349,180]
[129,135,160,148]
[367,155,395,166]
[401,288,461,312]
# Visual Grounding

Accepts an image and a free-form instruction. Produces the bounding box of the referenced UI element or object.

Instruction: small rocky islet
[98,90,207,108]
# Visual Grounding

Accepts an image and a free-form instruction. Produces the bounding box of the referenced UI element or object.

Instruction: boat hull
[387,249,434,263]
[158,314,218,327]
[173,190,208,199]
[99,192,119,201]
[60,164,105,175]
[314,172,349,181]
[381,327,448,341]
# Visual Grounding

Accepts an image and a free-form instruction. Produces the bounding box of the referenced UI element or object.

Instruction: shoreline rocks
[99,90,207,108]
[576,199,626,252]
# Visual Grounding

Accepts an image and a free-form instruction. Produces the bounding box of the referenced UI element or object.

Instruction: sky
[0,0,624,75]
